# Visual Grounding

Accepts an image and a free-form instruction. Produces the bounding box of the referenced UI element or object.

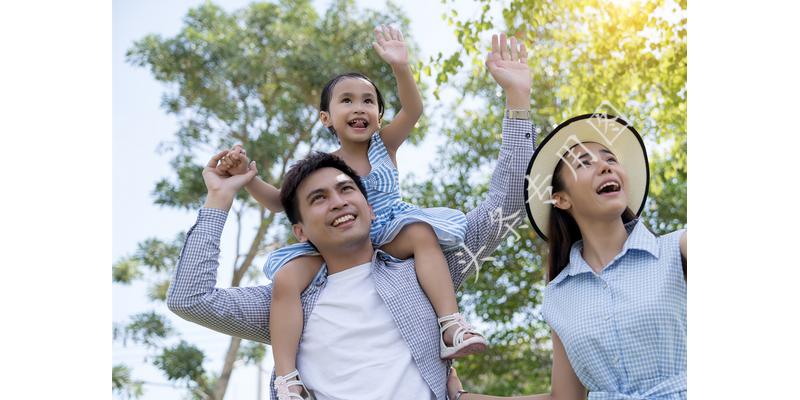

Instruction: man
[167,33,535,400]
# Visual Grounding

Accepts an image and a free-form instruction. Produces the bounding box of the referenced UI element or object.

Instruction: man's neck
[320,241,376,275]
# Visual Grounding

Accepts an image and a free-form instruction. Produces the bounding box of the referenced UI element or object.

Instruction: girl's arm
[245,176,283,213]
[447,331,586,400]
[219,145,284,213]
[372,25,423,159]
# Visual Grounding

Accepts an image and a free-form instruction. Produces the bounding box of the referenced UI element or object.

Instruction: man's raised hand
[202,150,258,211]
[485,33,532,107]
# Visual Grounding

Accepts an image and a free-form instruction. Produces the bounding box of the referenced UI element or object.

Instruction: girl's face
[319,77,382,144]
[552,142,629,221]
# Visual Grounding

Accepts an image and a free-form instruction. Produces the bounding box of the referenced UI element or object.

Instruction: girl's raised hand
[485,33,532,95]
[372,24,408,67]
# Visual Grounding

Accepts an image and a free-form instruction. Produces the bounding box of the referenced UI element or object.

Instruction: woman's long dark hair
[547,159,637,282]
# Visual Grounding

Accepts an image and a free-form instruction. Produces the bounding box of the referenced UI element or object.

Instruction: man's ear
[319,111,331,127]
[292,223,309,243]
[552,192,572,211]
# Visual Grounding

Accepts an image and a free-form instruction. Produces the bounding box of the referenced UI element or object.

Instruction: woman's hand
[448,367,466,400]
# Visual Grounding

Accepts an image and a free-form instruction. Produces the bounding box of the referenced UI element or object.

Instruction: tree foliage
[113,311,173,348]
[403,0,686,395]
[113,364,144,399]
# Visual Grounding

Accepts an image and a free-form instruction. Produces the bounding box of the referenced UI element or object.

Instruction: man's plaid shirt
[167,118,535,400]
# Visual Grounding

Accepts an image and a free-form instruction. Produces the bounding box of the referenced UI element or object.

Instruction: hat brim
[524,114,650,241]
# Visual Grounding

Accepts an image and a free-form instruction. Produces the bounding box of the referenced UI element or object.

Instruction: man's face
[291,167,374,251]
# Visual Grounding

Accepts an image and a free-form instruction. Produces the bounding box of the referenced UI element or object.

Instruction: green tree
[113,364,144,399]
[404,0,687,394]
[113,1,424,398]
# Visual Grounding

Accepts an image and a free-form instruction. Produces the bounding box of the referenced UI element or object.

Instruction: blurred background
[112,0,686,398]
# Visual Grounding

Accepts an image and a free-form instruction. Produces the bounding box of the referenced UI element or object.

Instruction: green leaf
[148,279,171,302]
[112,257,143,284]
[117,311,174,348]
[112,364,144,399]
[237,341,267,365]
[153,340,207,383]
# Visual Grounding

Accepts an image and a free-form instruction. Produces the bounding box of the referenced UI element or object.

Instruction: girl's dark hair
[547,158,637,282]
[280,151,368,225]
[319,72,385,135]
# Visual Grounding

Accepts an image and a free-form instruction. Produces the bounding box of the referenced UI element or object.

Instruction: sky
[112,1,499,398]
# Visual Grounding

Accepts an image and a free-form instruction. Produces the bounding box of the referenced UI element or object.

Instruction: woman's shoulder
[629,220,684,251]
[653,227,687,280]
[656,227,686,249]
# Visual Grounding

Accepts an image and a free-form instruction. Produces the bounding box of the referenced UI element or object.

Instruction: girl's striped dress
[263,131,468,280]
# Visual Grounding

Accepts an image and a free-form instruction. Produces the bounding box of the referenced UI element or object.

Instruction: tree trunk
[233,212,273,284]
[212,150,296,399]
[212,336,242,400]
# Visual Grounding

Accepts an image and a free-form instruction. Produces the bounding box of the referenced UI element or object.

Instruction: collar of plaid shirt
[550,219,658,285]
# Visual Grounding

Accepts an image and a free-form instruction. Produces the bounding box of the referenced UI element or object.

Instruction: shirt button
[603,282,609,289]
[613,355,619,364]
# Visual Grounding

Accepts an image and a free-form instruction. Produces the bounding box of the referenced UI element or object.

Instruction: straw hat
[524,113,650,241]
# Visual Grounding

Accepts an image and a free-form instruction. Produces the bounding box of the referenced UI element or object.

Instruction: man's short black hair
[280,152,368,224]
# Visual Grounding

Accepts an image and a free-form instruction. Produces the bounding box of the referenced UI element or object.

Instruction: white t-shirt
[296,262,435,400]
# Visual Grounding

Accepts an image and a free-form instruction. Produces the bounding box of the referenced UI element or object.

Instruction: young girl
[447,114,687,400]
[220,25,486,399]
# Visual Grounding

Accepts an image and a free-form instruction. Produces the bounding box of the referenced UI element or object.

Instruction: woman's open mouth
[596,180,621,195]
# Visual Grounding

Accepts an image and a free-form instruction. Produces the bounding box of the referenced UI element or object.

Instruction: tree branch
[232,204,243,269]
[211,336,242,400]
[232,208,272,285]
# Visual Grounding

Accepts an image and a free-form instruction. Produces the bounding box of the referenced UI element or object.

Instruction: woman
[448,114,686,400]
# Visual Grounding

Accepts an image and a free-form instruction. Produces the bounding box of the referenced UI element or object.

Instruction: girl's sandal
[275,369,315,400]
[438,312,488,359]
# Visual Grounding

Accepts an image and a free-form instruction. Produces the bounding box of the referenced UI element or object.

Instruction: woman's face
[553,142,629,220]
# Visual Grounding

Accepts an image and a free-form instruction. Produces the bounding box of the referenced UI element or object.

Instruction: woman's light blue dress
[542,221,687,399]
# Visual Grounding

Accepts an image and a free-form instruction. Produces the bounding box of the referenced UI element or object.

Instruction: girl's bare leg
[270,255,324,392]
[380,223,475,346]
